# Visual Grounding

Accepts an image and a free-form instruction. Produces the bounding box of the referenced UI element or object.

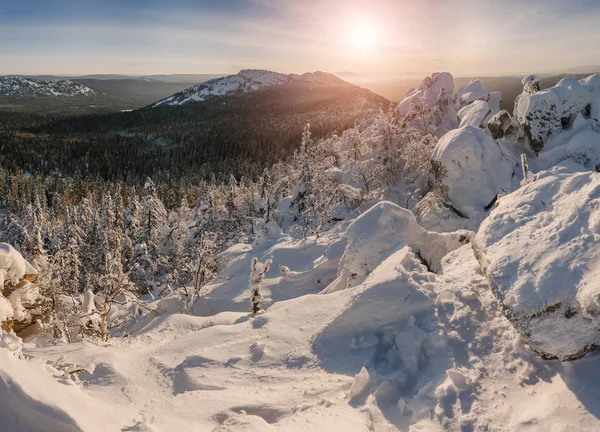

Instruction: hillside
[154,69,353,106]
[3,70,600,431]
[3,71,388,181]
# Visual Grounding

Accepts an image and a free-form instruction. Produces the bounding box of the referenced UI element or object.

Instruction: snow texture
[455,79,489,109]
[457,100,492,129]
[0,243,37,290]
[324,201,471,293]
[431,126,515,220]
[474,162,600,360]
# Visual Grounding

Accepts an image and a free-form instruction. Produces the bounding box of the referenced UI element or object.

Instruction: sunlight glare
[348,21,378,50]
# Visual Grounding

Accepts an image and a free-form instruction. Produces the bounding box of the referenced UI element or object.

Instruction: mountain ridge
[153,69,355,107]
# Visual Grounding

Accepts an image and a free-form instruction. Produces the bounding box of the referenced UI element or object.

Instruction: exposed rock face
[430,126,514,220]
[487,110,522,141]
[487,110,512,139]
[473,163,600,360]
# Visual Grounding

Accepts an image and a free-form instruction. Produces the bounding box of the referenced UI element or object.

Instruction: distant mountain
[153,69,353,107]
[0,77,194,114]
[29,69,388,181]
[0,76,96,97]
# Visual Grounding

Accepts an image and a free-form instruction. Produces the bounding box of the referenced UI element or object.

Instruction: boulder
[514,89,562,153]
[579,74,600,92]
[487,110,523,141]
[415,192,472,233]
[455,79,489,109]
[552,77,591,126]
[487,110,512,139]
[431,126,515,219]
[457,100,491,129]
[473,162,600,360]
[522,75,540,94]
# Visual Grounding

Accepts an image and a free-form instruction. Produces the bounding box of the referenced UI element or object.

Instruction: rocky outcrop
[473,163,600,360]
[394,72,458,135]
[457,100,492,129]
[0,243,39,336]
[455,79,489,110]
[487,110,522,141]
[430,126,514,220]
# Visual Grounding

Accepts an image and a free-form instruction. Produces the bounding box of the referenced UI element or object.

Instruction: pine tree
[291,123,314,216]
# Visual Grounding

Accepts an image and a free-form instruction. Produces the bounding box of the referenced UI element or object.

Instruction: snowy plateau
[4,70,600,432]
[153,69,353,106]
[0,76,96,97]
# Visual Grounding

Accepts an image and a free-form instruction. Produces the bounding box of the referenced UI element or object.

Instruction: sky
[2,0,600,77]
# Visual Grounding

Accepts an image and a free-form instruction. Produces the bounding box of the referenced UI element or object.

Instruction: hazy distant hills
[0,75,213,113]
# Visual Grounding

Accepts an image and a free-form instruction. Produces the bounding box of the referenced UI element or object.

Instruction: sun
[348,21,378,50]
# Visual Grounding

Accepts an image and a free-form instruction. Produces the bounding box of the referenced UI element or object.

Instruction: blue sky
[2,0,600,76]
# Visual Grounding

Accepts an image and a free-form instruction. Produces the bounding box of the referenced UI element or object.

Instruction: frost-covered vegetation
[3,70,600,431]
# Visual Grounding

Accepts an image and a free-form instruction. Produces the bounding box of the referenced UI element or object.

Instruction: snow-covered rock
[487,110,522,141]
[522,74,541,94]
[553,77,591,125]
[415,192,472,233]
[514,88,562,153]
[431,126,515,220]
[324,201,471,292]
[457,100,492,129]
[394,72,458,134]
[0,243,38,290]
[579,74,600,91]
[455,79,489,109]
[473,162,600,360]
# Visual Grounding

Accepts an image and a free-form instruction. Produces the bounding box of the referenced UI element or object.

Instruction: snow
[7,70,600,431]
[1,210,599,430]
[457,99,492,128]
[0,296,13,322]
[455,79,489,109]
[395,72,454,118]
[431,126,516,220]
[326,201,471,292]
[0,242,37,290]
[0,76,96,97]
[474,161,600,360]
[153,69,352,106]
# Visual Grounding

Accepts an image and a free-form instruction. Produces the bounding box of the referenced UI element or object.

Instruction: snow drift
[323,201,471,293]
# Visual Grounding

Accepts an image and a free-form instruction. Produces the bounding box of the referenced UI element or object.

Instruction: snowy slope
[4,223,598,431]
[0,76,96,97]
[153,69,353,106]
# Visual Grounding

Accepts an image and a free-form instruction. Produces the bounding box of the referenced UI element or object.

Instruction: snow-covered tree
[249,257,272,315]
